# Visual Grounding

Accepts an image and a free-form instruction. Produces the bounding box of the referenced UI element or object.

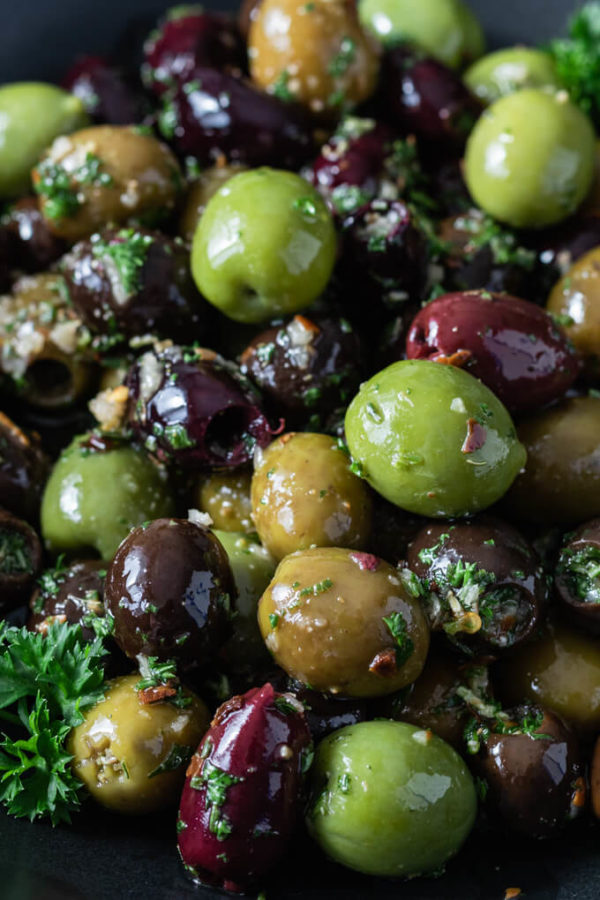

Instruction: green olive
[68,674,210,814]
[258,546,430,697]
[464,47,562,104]
[178,163,248,243]
[546,246,600,376]
[306,721,477,876]
[251,432,372,560]
[196,469,254,534]
[0,82,89,198]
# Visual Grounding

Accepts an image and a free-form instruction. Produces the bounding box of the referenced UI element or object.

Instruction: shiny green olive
[196,470,254,534]
[546,246,600,375]
[465,89,596,228]
[358,0,484,68]
[306,721,477,876]
[464,47,562,104]
[41,435,175,559]
[345,359,526,518]
[0,82,89,198]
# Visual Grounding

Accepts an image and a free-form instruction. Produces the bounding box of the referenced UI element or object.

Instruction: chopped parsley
[92,228,154,297]
[299,579,333,598]
[34,153,113,221]
[382,612,414,667]
[0,531,33,575]
[272,69,294,102]
[557,544,600,604]
[550,3,600,127]
[191,760,243,841]
[328,36,357,78]
[148,744,193,778]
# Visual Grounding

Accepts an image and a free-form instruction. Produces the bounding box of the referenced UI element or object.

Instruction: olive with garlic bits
[29,559,107,642]
[251,432,372,561]
[258,547,429,697]
[248,0,380,117]
[68,673,210,815]
[196,470,254,534]
[32,125,182,242]
[555,519,600,632]
[105,518,235,671]
[547,245,600,378]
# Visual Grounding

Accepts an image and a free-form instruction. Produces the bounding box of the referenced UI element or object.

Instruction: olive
[32,125,182,242]
[179,163,248,243]
[258,547,429,697]
[0,411,49,521]
[105,517,234,671]
[196,471,253,534]
[0,508,43,615]
[464,47,562,105]
[306,721,477,877]
[178,683,312,891]
[240,315,363,432]
[503,397,600,526]
[285,679,368,743]
[251,432,372,560]
[61,226,207,341]
[547,245,600,378]
[248,0,380,117]
[405,517,547,656]
[62,55,152,125]
[239,0,262,39]
[555,519,600,631]
[126,345,274,470]
[366,494,426,566]
[68,673,210,814]
[28,559,107,642]
[530,214,600,278]
[406,290,581,414]
[1,198,66,273]
[426,157,471,216]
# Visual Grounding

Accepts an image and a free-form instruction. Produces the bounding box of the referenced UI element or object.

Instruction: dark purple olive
[105,517,234,670]
[1,198,66,274]
[555,519,600,632]
[406,290,581,414]
[28,559,107,641]
[425,158,471,216]
[178,683,312,891]
[157,68,314,169]
[61,227,208,341]
[127,345,275,470]
[405,517,547,657]
[285,679,367,742]
[0,509,42,615]
[142,8,245,96]
[465,704,585,838]
[240,314,362,431]
[526,214,600,276]
[380,46,482,151]
[0,412,49,522]
[62,55,151,125]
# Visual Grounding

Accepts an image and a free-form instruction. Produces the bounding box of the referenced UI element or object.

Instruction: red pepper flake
[293,314,320,334]
[271,417,286,436]
[369,648,397,677]
[571,775,587,810]
[211,693,245,727]
[504,890,522,900]
[186,752,205,780]
[138,682,177,704]
[461,418,487,454]
[350,551,379,571]
[279,432,296,445]
[432,349,472,368]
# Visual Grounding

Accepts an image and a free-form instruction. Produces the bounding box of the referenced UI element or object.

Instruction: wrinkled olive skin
[69,673,210,814]
[286,679,368,743]
[41,433,175,559]
[192,168,337,324]
[406,291,580,414]
[106,518,235,671]
[249,0,380,116]
[307,721,477,877]
[251,433,373,561]
[0,412,49,522]
[28,559,107,641]
[196,470,253,533]
[1,198,66,274]
[547,246,600,377]
[555,519,600,632]
[61,227,206,340]
[258,547,429,697]
[468,706,585,838]
[464,47,562,105]
[63,55,151,125]
[0,82,89,198]
[241,315,363,431]
[179,684,312,891]
[0,509,43,615]
[33,126,182,242]
[465,90,596,229]
[407,518,547,656]
[495,621,600,735]
[179,164,248,243]
[504,397,600,526]
[345,359,526,519]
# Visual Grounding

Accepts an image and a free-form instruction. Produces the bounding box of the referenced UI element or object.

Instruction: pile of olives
[1,0,600,893]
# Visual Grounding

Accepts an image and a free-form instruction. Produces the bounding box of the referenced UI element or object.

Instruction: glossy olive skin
[249,0,380,116]
[33,126,182,242]
[467,706,584,837]
[406,518,547,656]
[1,197,66,273]
[258,547,429,697]
[127,346,274,470]
[555,519,600,631]
[547,246,600,377]
[285,679,368,743]
[63,55,151,125]
[251,433,372,560]
[0,82,89,198]
[192,168,336,324]
[307,721,477,877]
[530,214,600,278]
[504,397,600,526]
[241,315,362,431]
[345,359,527,519]
[61,227,206,340]
[178,683,312,891]
[41,433,175,559]
[28,559,107,641]
[406,291,580,414]
[179,164,248,243]
[69,673,210,815]
[465,90,596,229]
[158,70,314,170]
[0,509,43,615]
[464,47,562,105]
[0,412,49,521]
[106,518,234,671]
[196,471,253,534]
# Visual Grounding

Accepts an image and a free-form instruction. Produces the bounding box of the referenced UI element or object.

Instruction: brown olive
[555,518,600,631]
[251,432,372,560]
[32,126,182,242]
[28,559,107,641]
[546,245,600,379]
[0,411,49,521]
[1,196,66,273]
[178,163,248,242]
[503,397,600,526]
[0,508,43,615]
[248,0,380,116]
[196,469,254,533]
[258,546,430,697]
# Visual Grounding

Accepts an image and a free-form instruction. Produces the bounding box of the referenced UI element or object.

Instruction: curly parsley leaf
[549,3,600,127]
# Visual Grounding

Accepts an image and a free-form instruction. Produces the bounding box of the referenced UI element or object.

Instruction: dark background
[0,1,598,899]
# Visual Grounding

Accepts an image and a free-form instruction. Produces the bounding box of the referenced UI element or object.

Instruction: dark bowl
[1,2,599,899]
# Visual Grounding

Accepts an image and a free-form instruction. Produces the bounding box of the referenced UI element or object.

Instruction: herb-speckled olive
[464,47,562,105]
[546,246,600,377]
